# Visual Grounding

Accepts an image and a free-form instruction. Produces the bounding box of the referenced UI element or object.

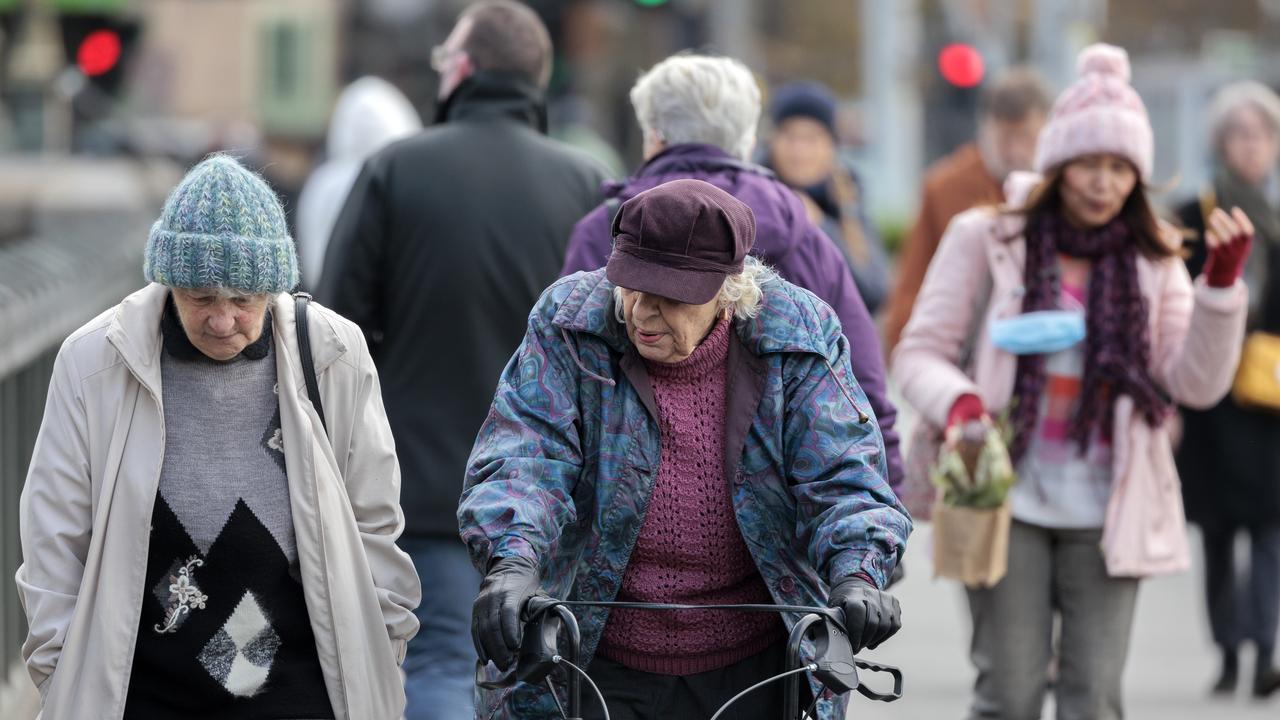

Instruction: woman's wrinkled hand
[1203,206,1254,288]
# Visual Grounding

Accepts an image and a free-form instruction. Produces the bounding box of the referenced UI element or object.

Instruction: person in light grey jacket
[16,155,420,720]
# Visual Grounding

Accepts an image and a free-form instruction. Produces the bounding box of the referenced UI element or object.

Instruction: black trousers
[582,641,809,720]
[1201,520,1280,661]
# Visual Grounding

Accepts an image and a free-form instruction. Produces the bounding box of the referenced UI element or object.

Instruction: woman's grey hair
[629,54,762,161]
[176,286,270,301]
[1207,80,1280,154]
[613,255,776,322]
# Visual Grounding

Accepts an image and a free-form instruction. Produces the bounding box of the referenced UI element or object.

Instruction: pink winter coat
[891,173,1248,578]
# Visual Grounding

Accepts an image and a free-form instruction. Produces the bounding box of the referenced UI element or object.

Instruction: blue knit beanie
[144,154,299,294]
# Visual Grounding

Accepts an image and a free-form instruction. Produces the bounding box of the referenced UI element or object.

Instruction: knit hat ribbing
[1033,43,1154,181]
[145,155,299,294]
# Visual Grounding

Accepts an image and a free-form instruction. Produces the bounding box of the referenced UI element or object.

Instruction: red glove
[947,393,985,428]
[1203,207,1255,288]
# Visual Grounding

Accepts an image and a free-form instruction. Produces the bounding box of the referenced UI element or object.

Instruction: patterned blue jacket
[458,268,911,719]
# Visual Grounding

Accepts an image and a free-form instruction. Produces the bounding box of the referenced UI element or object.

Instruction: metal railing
[0,352,54,681]
[0,156,177,713]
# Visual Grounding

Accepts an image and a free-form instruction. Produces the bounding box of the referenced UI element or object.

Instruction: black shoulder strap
[293,292,327,433]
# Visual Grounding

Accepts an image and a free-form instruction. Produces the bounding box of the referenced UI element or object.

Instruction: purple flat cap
[605,178,756,305]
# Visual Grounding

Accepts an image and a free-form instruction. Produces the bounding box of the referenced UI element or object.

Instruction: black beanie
[770,81,837,137]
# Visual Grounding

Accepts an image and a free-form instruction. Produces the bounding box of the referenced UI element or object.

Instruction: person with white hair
[463,179,909,720]
[560,53,905,496]
[1175,79,1280,700]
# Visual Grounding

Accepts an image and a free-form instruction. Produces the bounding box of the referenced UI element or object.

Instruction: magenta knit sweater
[597,316,785,675]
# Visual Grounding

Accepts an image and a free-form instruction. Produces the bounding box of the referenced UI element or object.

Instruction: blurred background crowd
[4,1,1280,718]
[5,1,1280,225]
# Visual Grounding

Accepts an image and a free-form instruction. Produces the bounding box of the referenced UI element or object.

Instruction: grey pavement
[846,521,1280,720]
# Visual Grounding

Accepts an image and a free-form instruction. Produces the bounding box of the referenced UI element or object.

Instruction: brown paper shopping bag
[932,498,1012,588]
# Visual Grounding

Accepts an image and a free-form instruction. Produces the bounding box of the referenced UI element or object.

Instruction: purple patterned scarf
[1008,211,1169,461]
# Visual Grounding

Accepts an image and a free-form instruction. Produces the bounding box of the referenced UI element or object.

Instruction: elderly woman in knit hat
[459,178,910,720]
[16,155,420,720]
[893,44,1254,718]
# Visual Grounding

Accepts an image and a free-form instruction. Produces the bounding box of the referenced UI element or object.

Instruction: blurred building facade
[5,1,1280,215]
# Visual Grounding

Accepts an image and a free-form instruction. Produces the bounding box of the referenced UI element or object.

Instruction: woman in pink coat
[892,44,1254,719]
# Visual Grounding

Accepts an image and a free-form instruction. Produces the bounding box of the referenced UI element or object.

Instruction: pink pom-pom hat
[1033,43,1154,180]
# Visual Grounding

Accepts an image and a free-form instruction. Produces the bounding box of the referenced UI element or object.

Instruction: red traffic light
[938,43,984,88]
[77,29,122,77]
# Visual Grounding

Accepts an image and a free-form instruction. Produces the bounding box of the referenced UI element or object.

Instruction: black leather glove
[472,555,541,670]
[829,576,902,653]
[887,560,906,589]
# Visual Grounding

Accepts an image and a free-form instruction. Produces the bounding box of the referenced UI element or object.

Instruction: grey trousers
[966,520,1140,720]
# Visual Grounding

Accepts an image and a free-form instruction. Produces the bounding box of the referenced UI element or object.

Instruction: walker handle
[853,659,904,702]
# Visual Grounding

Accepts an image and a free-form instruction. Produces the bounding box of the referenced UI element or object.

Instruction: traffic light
[925,42,984,161]
[58,12,139,96]
[76,27,120,77]
[938,43,985,88]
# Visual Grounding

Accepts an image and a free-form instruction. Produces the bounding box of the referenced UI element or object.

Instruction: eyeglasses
[431,44,460,73]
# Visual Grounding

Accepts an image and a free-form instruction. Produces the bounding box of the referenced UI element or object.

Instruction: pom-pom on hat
[1033,43,1154,181]
[145,154,299,294]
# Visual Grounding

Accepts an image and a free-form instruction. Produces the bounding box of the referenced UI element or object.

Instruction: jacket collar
[621,143,775,185]
[638,144,733,174]
[1003,171,1039,210]
[105,284,171,395]
[271,291,347,378]
[433,71,547,132]
[552,270,839,363]
[106,284,347,394]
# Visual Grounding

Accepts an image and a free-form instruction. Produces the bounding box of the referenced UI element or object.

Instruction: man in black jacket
[318,3,609,718]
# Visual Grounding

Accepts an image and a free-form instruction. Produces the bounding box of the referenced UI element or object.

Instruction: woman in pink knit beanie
[893,43,1256,718]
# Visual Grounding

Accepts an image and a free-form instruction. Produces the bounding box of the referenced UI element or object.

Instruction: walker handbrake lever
[852,659,903,702]
[810,608,902,702]
[514,595,564,685]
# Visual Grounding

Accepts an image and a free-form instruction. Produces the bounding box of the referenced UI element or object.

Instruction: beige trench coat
[16,283,421,719]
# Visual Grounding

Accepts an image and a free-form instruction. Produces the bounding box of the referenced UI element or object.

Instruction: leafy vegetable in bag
[930,422,1016,509]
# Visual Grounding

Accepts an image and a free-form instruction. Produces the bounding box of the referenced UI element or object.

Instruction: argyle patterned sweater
[124,304,333,719]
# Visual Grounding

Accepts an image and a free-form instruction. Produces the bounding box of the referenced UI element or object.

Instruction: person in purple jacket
[561,53,903,491]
